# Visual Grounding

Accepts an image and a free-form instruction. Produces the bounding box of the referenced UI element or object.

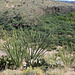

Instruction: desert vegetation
[0,11,75,75]
[0,0,75,75]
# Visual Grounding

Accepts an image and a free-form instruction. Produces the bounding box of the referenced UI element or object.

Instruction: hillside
[0,0,75,24]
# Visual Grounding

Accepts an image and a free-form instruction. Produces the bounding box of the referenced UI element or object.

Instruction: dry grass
[0,67,75,75]
[45,67,75,75]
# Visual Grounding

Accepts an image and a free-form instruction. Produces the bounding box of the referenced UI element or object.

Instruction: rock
[0,50,7,56]
[57,46,63,49]
[72,64,75,71]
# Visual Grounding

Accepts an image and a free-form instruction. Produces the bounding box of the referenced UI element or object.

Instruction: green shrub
[57,44,75,67]
[19,28,50,67]
[0,26,6,39]
[3,28,51,69]
[3,30,28,68]
[0,56,15,70]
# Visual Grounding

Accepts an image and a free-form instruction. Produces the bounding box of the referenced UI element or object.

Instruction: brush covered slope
[0,0,75,27]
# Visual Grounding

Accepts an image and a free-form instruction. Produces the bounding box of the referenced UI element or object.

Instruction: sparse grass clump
[57,44,75,67]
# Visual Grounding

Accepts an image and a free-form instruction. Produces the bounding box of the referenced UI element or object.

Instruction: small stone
[72,64,75,71]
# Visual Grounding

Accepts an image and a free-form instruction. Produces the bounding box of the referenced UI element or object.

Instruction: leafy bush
[57,12,75,22]
[0,56,15,70]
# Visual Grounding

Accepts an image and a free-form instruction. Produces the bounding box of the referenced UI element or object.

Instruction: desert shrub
[4,24,14,31]
[0,56,15,70]
[43,52,64,70]
[22,66,44,75]
[19,28,52,67]
[3,30,28,68]
[57,44,75,67]
[70,12,75,18]
[3,28,52,69]
[0,26,5,39]
[43,43,75,69]
[57,12,75,22]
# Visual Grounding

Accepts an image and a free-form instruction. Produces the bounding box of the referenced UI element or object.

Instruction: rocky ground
[0,67,75,75]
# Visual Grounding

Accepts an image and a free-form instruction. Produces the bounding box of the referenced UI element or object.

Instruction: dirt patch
[0,50,7,56]
[6,3,14,8]
[65,71,75,75]
[0,69,22,75]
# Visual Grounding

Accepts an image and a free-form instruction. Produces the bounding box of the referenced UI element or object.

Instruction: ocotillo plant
[3,30,28,68]
[20,27,55,67]
[3,26,55,68]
